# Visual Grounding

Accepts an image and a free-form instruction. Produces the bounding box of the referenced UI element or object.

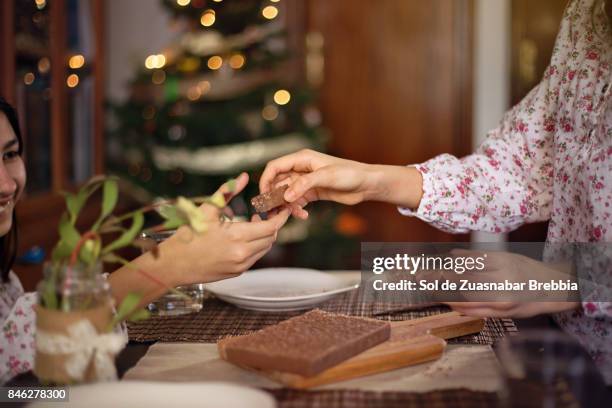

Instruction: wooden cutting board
[218,312,484,389]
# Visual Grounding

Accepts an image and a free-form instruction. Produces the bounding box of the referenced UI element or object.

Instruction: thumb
[218,172,249,202]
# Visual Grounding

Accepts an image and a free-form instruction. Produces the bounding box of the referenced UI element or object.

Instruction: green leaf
[175,197,207,232]
[102,211,144,254]
[51,214,81,262]
[108,292,146,329]
[92,179,119,231]
[41,279,58,309]
[206,191,226,208]
[102,252,126,264]
[157,203,178,221]
[79,239,101,266]
[225,178,237,193]
[59,214,81,245]
[115,292,141,321]
[128,308,150,322]
[64,178,105,224]
[52,240,72,262]
[155,204,187,230]
[64,193,81,224]
[160,218,185,230]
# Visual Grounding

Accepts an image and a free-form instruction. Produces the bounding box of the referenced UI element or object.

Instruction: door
[306,0,473,242]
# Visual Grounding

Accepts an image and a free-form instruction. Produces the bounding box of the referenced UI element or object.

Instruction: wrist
[161,227,226,287]
[361,164,386,202]
[365,164,423,208]
[150,236,187,288]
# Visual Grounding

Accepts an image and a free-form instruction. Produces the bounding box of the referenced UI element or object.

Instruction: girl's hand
[109,173,289,307]
[163,173,290,285]
[259,149,424,219]
[259,149,381,219]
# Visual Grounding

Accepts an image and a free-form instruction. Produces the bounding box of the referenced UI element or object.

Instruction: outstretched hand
[259,149,377,219]
[167,172,290,284]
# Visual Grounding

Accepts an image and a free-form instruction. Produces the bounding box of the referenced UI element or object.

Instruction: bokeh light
[273,89,291,105]
[262,105,279,121]
[207,55,223,70]
[66,74,79,88]
[262,5,279,20]
[200,10,216,27]
[145,54,166,69]
[24,72,35,85]
[229,53,246,69]
[68,54,85,69]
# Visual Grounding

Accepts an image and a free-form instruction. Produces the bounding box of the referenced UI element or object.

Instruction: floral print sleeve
[400,0,612,384]
[398,50,563,233]
[0,272,36,384]
[399,84,556,234]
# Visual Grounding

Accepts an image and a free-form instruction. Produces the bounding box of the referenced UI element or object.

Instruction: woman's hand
[109,173,289,306]
[259,149,424,219]
[165,209,289,286]
[446,301,580,318]
[443,249,580,318]
[259,149,375,219]
[165,172,289,285]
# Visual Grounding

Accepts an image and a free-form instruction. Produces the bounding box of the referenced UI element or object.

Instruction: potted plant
[33,175,235,384]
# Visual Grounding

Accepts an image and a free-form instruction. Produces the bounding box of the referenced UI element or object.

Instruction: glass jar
[496,329,608,407]
[37,261,112,312]
[140,230,205,316]
[35,262,119,384]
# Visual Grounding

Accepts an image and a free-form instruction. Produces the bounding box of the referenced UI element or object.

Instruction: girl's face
[0,113,25,237]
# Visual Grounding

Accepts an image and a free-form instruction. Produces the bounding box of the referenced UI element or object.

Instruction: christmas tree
[107,0,361,269]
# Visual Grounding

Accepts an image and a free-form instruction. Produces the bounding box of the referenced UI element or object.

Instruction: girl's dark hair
[0,97,23,283]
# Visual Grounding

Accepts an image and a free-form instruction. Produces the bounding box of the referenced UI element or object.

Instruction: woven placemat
[266,377,582,408]
[267,388,499,408]
[266,380,581,408]
[128,291,516,343]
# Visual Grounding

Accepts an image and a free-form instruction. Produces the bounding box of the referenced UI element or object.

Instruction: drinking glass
[140,230,205,316]
[496,329,609,407]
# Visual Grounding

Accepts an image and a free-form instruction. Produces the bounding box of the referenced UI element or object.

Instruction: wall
[105,0,176,102]
[472,0,510,243]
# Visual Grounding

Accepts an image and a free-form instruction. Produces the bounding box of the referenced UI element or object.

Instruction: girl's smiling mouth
[0,199,13,213]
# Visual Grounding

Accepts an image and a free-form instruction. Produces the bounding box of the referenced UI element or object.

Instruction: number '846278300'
[4,387,67,401]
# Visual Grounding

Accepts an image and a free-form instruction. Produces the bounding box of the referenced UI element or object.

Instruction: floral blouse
[0,271,36,384]
[400,0,612,384]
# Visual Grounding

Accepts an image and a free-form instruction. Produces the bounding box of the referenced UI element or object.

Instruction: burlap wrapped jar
[34,263,126,384]
[34,303,116,384]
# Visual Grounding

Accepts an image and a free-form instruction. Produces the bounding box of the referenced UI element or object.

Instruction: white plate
[28,381,275,408]
[205,268,360,311]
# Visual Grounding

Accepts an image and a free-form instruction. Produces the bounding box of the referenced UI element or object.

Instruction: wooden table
[8,315,611,407]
